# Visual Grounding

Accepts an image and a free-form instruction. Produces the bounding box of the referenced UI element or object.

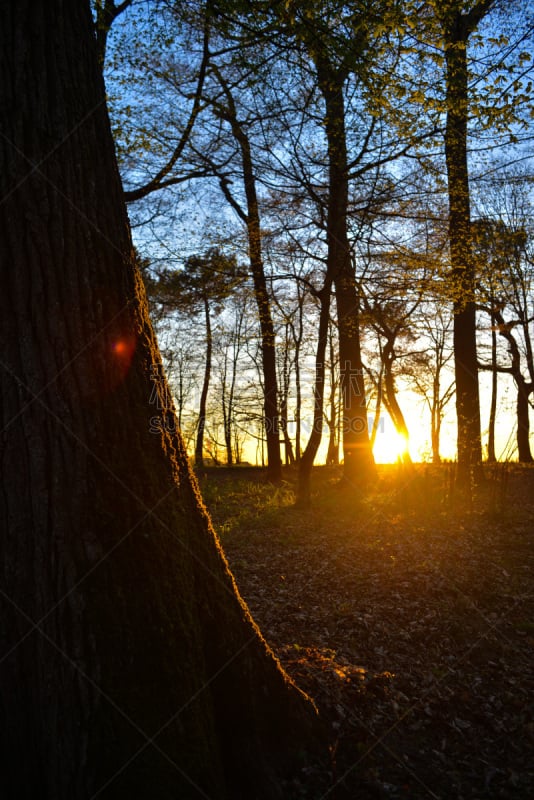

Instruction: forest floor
[199,463,534,800]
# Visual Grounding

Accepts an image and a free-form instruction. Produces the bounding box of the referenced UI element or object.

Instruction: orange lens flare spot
[112,337,136,359]
[110,336,137,389]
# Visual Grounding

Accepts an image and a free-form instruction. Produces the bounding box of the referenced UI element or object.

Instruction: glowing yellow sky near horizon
[371,375,523,464]
[204,373,525,466]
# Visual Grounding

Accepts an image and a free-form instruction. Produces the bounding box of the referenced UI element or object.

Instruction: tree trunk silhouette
[211,70,282,483]
[487,307,533,462]
[516,380,533,463]
[431,376,443,465]
[487,315,498,462]
[442,4,493,485]
[325,325,340,466]
[244,170,282,482]
[382,340,412,465]
[0,3,321,797]
[297,284,332,506]
[195,294,211,468]
[316,58,375,488]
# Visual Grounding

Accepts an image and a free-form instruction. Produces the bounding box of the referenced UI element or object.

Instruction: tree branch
[124,4,212,203]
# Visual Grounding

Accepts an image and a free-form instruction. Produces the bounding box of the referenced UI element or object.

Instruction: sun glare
[373,430,411,464]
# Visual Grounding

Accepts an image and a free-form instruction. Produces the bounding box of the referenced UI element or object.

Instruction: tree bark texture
[0,2,320,797]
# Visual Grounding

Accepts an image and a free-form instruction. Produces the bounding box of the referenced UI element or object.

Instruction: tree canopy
[100,0,534,474]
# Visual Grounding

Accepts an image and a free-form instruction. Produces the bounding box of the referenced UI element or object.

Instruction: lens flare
[110,335,136,384]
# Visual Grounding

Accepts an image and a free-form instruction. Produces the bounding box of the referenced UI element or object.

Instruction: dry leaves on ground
[203,465,534,799]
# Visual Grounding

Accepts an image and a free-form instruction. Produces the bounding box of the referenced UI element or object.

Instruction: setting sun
[373,428,411,464]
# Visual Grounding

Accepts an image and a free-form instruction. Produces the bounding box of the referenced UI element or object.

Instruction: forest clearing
[203,464,534,799]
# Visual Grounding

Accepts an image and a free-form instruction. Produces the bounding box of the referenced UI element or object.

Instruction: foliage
[147,246,245,312]
[99,0,534,467]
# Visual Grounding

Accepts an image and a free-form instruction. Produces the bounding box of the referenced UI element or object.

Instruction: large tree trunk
[0,3,321,798]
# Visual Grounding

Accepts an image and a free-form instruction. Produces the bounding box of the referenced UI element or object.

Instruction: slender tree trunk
[431,374,442,464]
[516,380,533,463]
[382,342,412,464]
[521,302,534,385]
[368,370,384,452]
[224,419,233,465]
[487,314,498,462]
[294,350,302,462]
[520,315,534,460]
[224,310,244,466]
[325,425,339,466]
[225,393,235,466]
[293,294,304,462]
[297,285,332,506]
[445,21,482,482]
[325,325,340,466]
[442,3,495,485]
[0,3,321,797]
[317,60,375,488]
[280,325,295,465]
[177,369,184,429]
[195,294,211,467]
[280,399,295,465]
[336,277,375,482]
[245,199,282,483]
[432,410,442,464]
[223,389,233,466]
[220,348,232,466]
[493,307,533,462]
[214,75,282,482]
